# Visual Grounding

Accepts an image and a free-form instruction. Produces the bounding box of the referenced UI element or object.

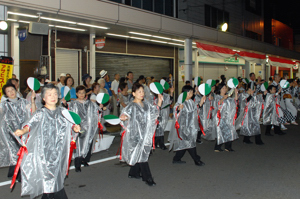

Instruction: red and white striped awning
[196,42,299,68]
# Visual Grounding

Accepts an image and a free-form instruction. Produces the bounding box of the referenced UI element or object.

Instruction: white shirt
[111,79,119,96]
[56,82,64,98]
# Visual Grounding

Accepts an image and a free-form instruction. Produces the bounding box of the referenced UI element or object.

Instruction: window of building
[245,0,262,16]
[245,29,262,41]
[109,0,123,3]
[205,5,229,30]
[143,0,153,11]
[0,34,8,57]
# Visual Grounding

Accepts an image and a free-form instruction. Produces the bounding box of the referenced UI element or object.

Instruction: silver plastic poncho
[168,99,199,151]
[238,95,261,136]
[263,93,279,126]
[20,107,73,198]
[235,93,249,131]
[26,91,43,109]
[144,86,155,105]
[155,93,171,137]
[0,98,31,167]
[120,101,159,166]
[119,93,130,112]
[214,95,239,145]
[201,93,217,141]
[68,100,100,158]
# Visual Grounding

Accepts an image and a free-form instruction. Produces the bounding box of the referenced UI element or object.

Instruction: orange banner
[0,57,14,99]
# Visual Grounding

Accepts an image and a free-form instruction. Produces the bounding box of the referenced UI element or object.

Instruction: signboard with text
[0,56,14,99]
[95,38,106,49]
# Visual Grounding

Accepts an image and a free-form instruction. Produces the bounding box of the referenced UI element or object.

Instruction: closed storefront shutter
[95,53,171,81]
[199,63,238,81]
[56,49,79,87]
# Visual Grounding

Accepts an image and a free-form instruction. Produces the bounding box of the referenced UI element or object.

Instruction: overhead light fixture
[217,23,228,32]
[168,42,184,46]
[152,35,172,40]
[48,25,55,27]
[7,18,17,22]
[130,36,150,41]
[40,17,76,24]
[54,25,86,31]
[7,11,38,18]
[0,21,8,30]
[77,23,109,29]
[18,20,31,24]
[150,40,168,44]
[106,33,129,38]
[192,42,196,44]
[129,32,152,37]
[171,39,184,42]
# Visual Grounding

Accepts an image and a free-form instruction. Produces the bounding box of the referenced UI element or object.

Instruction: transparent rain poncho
[120,101,159,166]
[214,95,239,145]
[0,98,32,167]
[68,100,100,158]
[263,93,280,126]
[26,91,43,109]
[119,93,130,112]
[168,99,199,151]
[20,107,74,199]
[155,93,172,137]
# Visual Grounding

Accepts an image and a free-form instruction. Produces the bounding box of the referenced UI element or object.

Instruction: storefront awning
[196,42,266,64]
[268,56,298,68]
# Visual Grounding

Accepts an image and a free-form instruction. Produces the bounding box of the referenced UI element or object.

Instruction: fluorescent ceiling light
[129,32,152,37]
[77,23,109,29]
[55,25,86,31]
[168,42,184,46]
[192,42,196,44]
[48,25,55,27]
[18,20,31,24]
[7,18,17,22]
[40,17,76,24]
[152,35,172,40]
[171,39,184,42]
[150,40,168,44]
[130,36,150,41]
[106,33,129,38]
[7,11,38,18]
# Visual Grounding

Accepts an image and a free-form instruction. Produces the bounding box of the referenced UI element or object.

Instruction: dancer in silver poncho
[0,83,36,180]
[155,88,174,150]
[214,83,239,152]
[118,82,130,112]
[235,87,264,145]
[263,85,285,136]
[65,86,101,172]
[168,85,205,166]
[119,83,162,186]
[14,84,81,199]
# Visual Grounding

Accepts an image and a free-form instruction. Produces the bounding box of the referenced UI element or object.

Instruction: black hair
[41,84,59,105]
[220,75,226,81]
[92,82,100,91]
[127,71,133,76]
[64,76,74,87]
[150,76,154,80]
[181,85,193,93]
[6,78,17,85]
[267,85,275,93]
[119,82,128,91]
[132,83,144,93]
[216,79,220,84]
[249,72,255,78]
[185,80,191,84]
[76,85,86,93]
[215,83,226,95]
[2,83,16,97]
[119,77,126,84]
[269,77,273,81]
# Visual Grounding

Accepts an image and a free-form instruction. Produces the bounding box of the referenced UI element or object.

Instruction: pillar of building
[10,23,20,81]
[184,38,192,82]
[89,33,96,79]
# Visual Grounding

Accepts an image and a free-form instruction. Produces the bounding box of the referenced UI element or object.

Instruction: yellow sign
[0,57,14,99]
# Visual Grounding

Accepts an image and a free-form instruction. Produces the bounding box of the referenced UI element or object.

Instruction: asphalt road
[1,122,300,199]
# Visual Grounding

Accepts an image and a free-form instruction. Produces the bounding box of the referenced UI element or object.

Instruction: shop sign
[95,38,106,49]
[18,29,27,42]
[224,57,239,63]
[0,56,13,99]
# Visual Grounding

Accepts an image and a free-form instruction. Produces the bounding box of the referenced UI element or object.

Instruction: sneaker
[281,124,287,130]
[271,126,274,130]
[291,121,299,125]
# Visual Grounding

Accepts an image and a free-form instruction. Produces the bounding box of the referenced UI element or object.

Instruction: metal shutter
[56,49,79,87]
[95,53,171,81]
[199,63,238,82]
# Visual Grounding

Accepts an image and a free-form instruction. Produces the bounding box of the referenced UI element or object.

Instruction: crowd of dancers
[0,70,299,199]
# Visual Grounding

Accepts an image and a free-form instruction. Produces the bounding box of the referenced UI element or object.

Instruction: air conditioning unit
[29,22,49,35]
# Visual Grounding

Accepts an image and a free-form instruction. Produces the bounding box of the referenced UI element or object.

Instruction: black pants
[74,141,94,168]
[197,130,202,141]
[41,188,68,199]
[7,165,21,182]
[215,141,232,150]
[265,125,282,134]
[129,162,153,181]
[173,147,200,162]
[155,136,166,149]
[243,135,263,143]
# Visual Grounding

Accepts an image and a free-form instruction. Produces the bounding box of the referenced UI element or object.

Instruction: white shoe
[291,121,299,125]
[281,124,287,130]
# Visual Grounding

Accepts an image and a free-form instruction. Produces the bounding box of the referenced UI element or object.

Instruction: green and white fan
[260,82,269,92]
[150,82,164,94]
[206,79,216,87]
[242,78,249,84]
[198,83,211,96]
[227,78,239,89]
[96,93,110,104]
[160,79,170,90]
[162,104,171,109]
[194,76,201,87]
[177,92,187,104]
[63,86,71,101]
[280,79,290,89]
[27,77,40,91]
[104,114,121,125]
[62,110,81,125]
